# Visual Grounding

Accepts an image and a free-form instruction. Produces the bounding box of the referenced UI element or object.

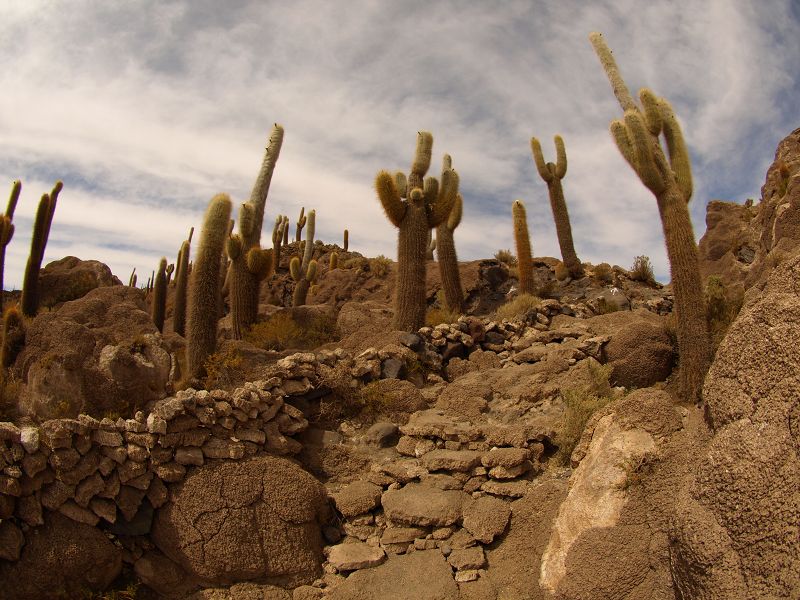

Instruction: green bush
[592,262,613,284]
[494,249,518,266]
[368,255,392,278]
[629,255,656,286]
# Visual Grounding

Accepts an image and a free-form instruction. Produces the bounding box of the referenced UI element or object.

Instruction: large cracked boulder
[0,512,122,599]
[38,256,122,309]
[604,317,674,389]
[152,455,328,588]
[14,286,171,418]
[670,254,800,599]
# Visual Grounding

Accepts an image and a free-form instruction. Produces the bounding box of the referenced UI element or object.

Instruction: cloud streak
[1,0,797,288]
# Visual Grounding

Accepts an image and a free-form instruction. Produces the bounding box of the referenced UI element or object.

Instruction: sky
[1,0,798,288]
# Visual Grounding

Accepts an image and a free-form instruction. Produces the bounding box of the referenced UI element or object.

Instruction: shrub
[368,255,392,278]
[494,249,517,266]
[202,347,244,390]
[496,293,541,320]
[629,255,656,286]
[425,290,461,327]
[245,310,337,351]
[555,361,614,465]
[342,256,368,271]
[592,262,613,283]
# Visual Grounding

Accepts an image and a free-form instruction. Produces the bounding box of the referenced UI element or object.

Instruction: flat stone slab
[382,483,469,527]
[421,449,484,472]
[480,480,529,498]
[327,541,386,572]
[400,410,481,442]
[448,546,486,571]
[481,447,530,468]
[332,481,383,518]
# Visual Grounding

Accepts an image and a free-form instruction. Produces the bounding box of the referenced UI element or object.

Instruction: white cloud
[1,0,797,289]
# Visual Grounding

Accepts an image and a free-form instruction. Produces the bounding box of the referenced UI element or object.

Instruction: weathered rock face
[152,455,328,588]
[38,256,122,309]
[603,316,674,389]
[671,254,800,599]
[698,200,759,295]
[0,512,122,600]
[14,286,171,418]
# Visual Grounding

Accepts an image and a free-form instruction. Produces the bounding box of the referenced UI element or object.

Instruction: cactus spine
[590,32,710,402]
[229,124,284,338]
[531,135,584,278]
[290,209,317,306]
[512,200,535,295]
[21,181,61,317]
[173,237,191,337]
[295,206,306,242]
[435,153,465,313]
[343,229,349,252]
[152,258,168,332]
[187,194,232,380]
[1,181,20,313]
[376,132,459,331]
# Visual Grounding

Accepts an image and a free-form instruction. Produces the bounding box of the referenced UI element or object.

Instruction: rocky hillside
[0,129,797,599]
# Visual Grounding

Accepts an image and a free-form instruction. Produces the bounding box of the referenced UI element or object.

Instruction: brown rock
[462,495,511,544]
[0,520,24,560]
[420,449,484,472]
[331,480,382,518]
[603,315,674,389]
[447,546,486,571]
[134,550,196,599]
[38,256,121,309]
[327,541,386,571]
[381,483,468,527]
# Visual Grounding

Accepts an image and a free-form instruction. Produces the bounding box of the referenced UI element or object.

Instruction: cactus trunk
[21,181,61,317]
[152,258,168,333]
[395,199,429,331]
[173,240,190,336]
[547,178,583,277]
[512,200,535,295]
[187,194,231,380]
[436,223,463,313]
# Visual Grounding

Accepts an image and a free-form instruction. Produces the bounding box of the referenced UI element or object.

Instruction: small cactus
[531,135,584,278]
[21,181,62,317]
[0,181,20,314]
[165,263,175,286]
[343,229,349,252]
[128,268,137,287]
[295,206,306,242]
[1,305,24,371]
[187,194,232,380]
[590,32,710,402]
[272,214,287,269]
[375,131,459,331]
[512,200,535,295]
[329,251,339,270]
[173,238,191,337]
[152,257,168,333]
[290,209,317,306]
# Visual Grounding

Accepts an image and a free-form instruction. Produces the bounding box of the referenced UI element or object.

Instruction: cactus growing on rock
[290,209,317,306]
[590,32,710,402]
[0,181,21,313]
[21,181,62,317]
[531,135,584,278]
[375,132,459,331]
[434,155,465,313]
[343,229,349,252]
[165,263,175,286]
[295,206,306,242]
[173,236,191,337]
[229,124,284,338]
[329,251,339,270]
[272,214,287,269]
[187,194,232,380]
[512,200,535,295]
[152,258,168,332]
[1,305,24,372]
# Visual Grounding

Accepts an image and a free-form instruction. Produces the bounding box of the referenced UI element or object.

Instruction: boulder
[326,541,386,571]
[38,256,122,309]
[152,455,328,587]
[461,495,511,544]
[190,582,292,600]
[381,483,469,527]
[604,317,674,388]
[0,512,122,600]
[331,480,382,518]
[336,301,393,339]
[15,286,171,418]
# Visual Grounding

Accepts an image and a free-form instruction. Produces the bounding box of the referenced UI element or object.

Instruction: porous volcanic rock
[604,317,674,389]
[0,512,122,600]
[152,455,328,587]
[38,256,122,309]
[14,286,171,418]
[381,483,469,527]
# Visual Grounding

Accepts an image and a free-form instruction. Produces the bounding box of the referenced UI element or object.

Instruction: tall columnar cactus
[295,206,306,242]
[229,124,284,338]
[375,131,459,331]
[173,238,191,337]
[590,32,710,402]
[187,194,232,380]
[512,200,535,294]
[165,263,175,286]
[343,229,349,252]
[290,209,317,307]
[0,181,21,313]
[152,258,168,333]
[531,135,584,278]
[128,268,137,287]
[1,305,24,372]
[435,154,465,313]
[21,181,62,317]
[272,214,287,269]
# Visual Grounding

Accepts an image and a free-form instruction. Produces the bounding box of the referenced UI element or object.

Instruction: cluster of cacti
[228,124,284,339]
[0,181,20,314]
[295,206,306,242]
[172,227,193,337]
[290,209,317,306]
[434,155,465,313]
[590,31,710,402]
[512,200,535,295]
[187,194,232,380]
[531,135,584,278]
[21,181,62,317]
[375,131,459,331]
[151,258,168,332]
[272,215,288,269]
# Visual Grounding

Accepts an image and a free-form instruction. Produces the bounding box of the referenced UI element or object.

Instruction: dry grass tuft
[496,293,541,320]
